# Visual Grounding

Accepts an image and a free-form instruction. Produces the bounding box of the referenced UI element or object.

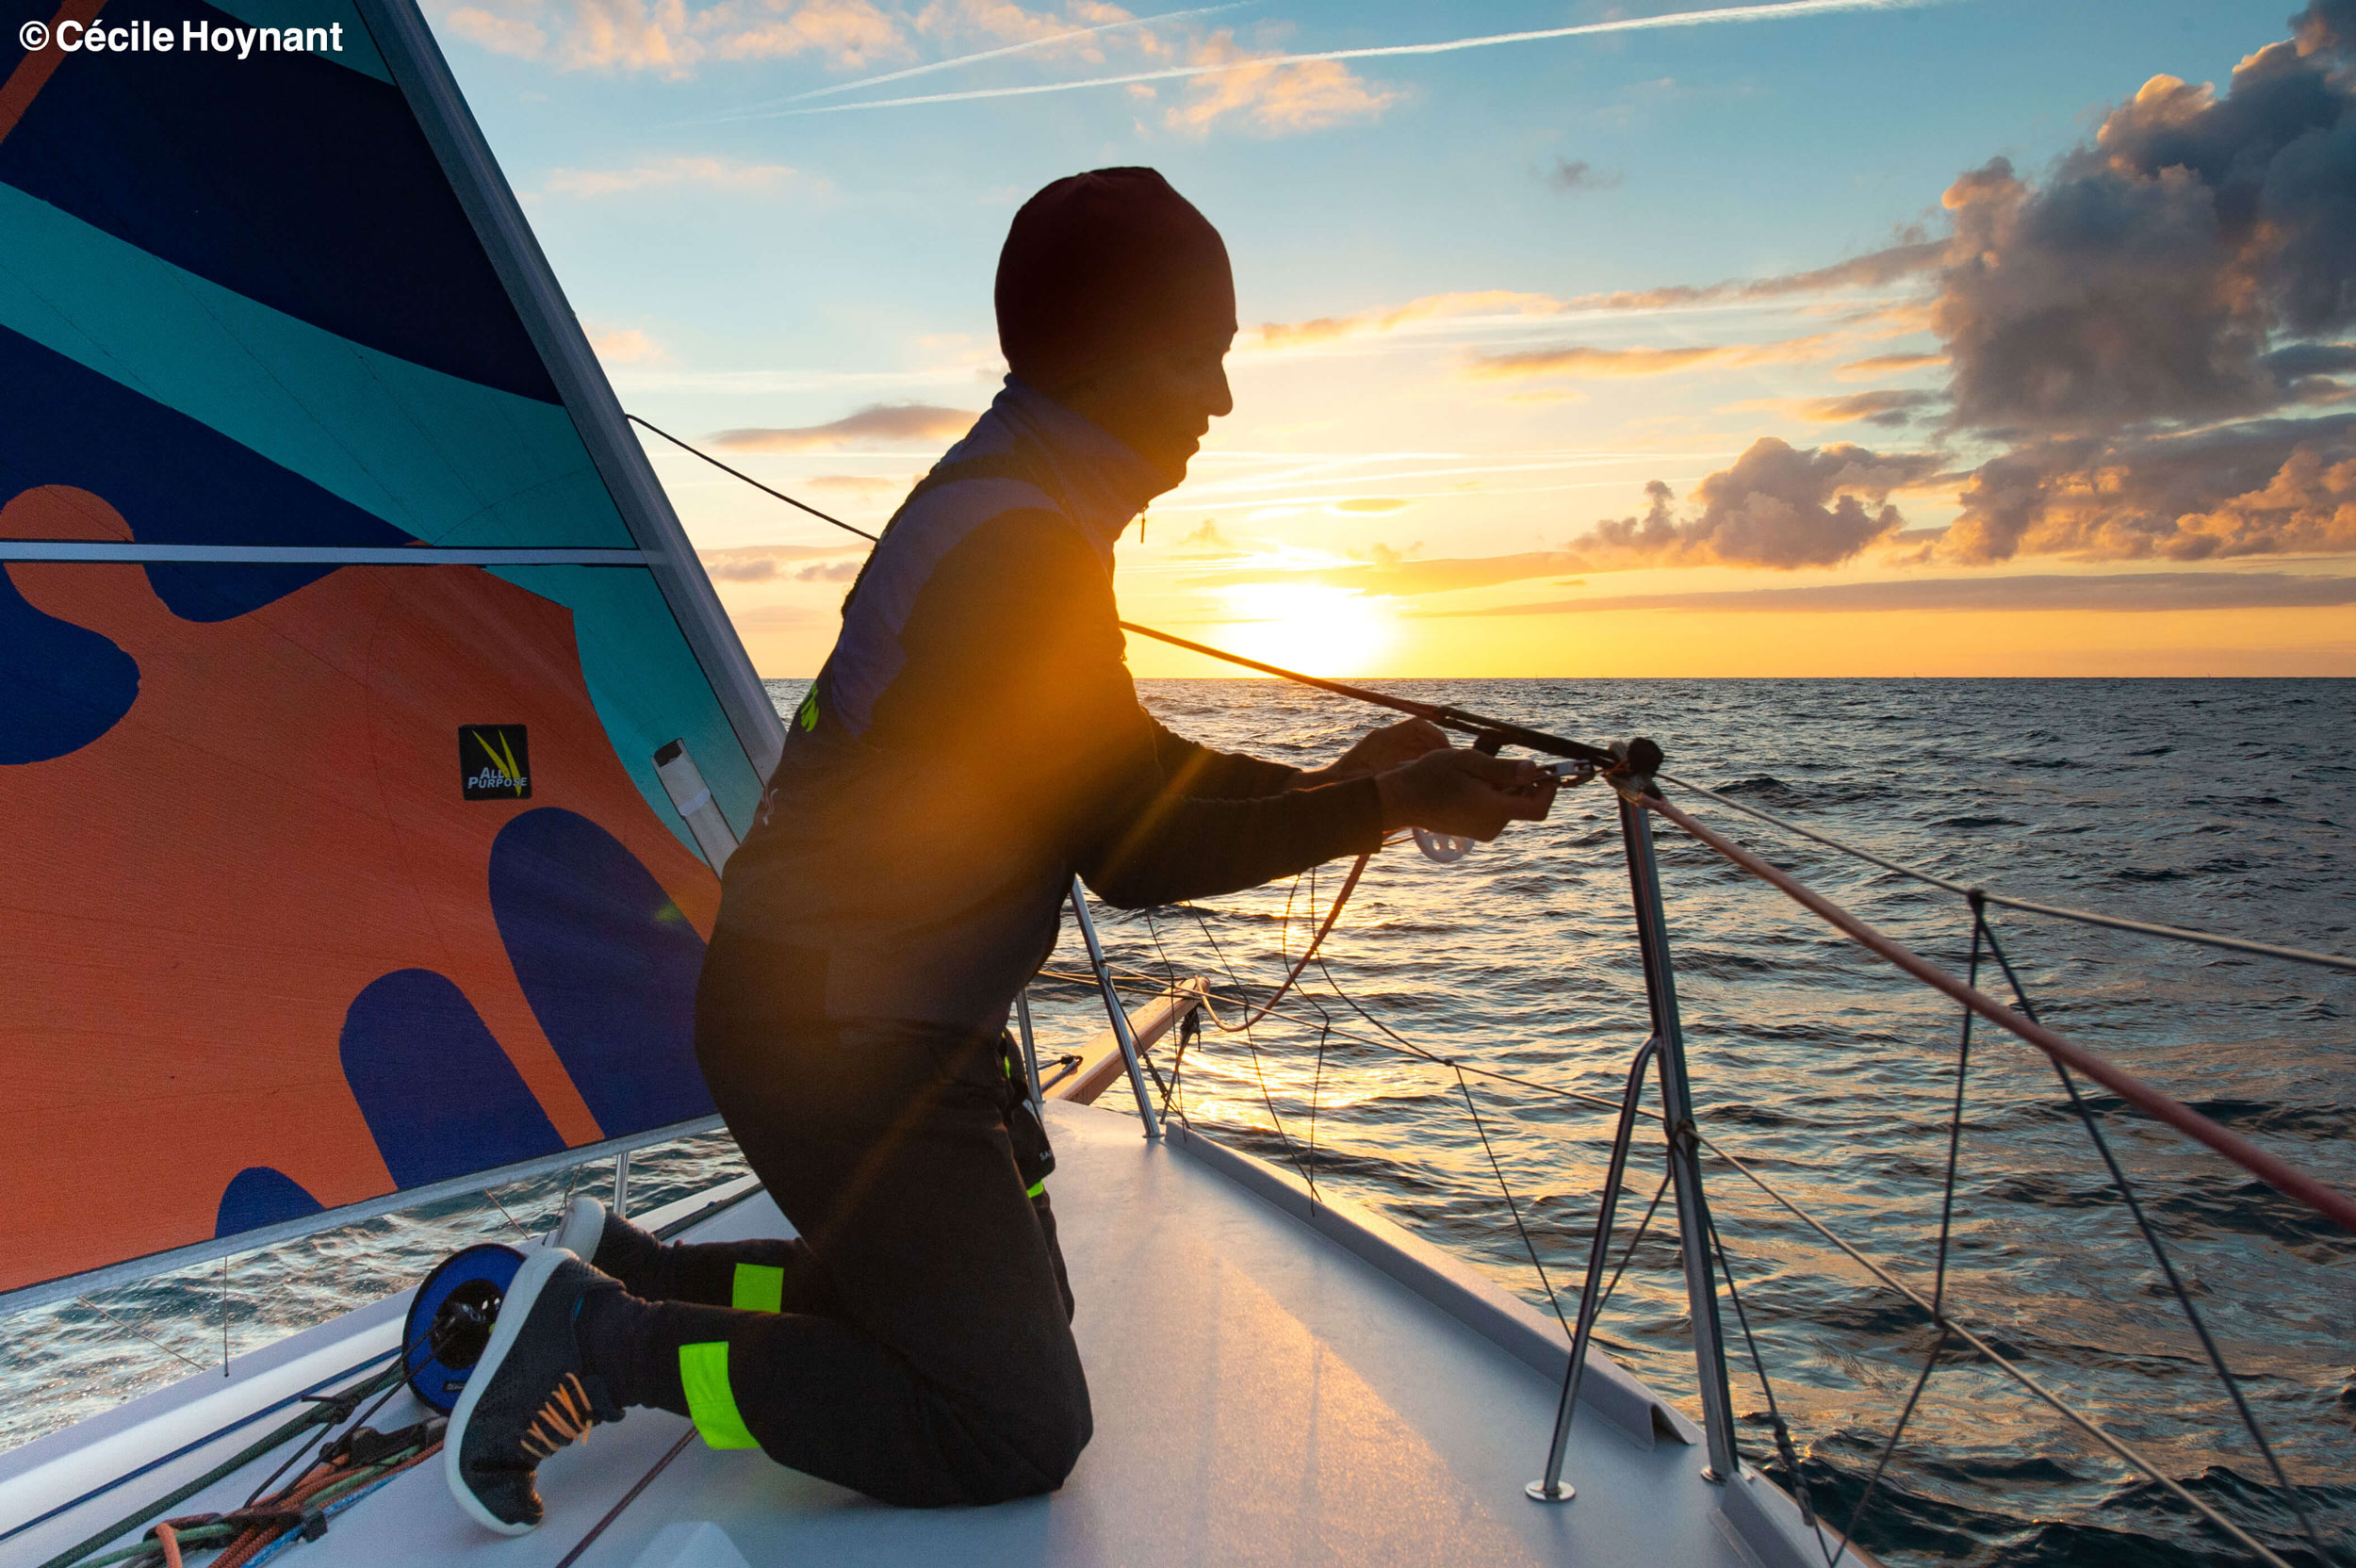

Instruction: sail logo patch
[460,726,531,799]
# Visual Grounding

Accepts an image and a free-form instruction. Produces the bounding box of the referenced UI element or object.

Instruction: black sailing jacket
[712,378,1383,1032]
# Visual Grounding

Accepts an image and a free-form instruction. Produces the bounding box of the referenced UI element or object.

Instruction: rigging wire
[1202,852,1370,1032]
[636,407,2348,1561]
[1824,906,1985,1568]
[1976,912,2334,1565]
[1656,770,2356,976]
[630,407,2348,976]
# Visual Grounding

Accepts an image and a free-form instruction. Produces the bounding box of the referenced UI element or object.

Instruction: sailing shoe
[444,1249,623,1535]
[547,1196,666,1298]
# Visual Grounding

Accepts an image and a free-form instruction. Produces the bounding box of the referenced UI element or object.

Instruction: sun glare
[1215,583,1395,677]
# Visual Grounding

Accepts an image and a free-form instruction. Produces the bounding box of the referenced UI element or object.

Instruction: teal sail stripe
[0,182,630,549]
[493,565,766,850]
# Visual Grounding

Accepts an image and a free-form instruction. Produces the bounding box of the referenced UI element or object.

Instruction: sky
[427,0,2356,678]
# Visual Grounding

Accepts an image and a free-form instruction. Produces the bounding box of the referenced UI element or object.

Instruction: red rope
[1645,792,2356,1236]
[1206,851,1371,1033]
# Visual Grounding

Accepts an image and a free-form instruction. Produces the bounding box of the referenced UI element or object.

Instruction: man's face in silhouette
[1055,330,1235,493]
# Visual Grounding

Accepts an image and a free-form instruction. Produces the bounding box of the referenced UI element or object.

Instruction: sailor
[443,167,1558,1532]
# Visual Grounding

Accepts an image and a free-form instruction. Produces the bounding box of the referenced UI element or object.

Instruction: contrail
[711,0,1958,122]
[782,1,1253,104]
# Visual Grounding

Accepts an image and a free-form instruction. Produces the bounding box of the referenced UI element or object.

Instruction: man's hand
[1374,747,1557,841]
[1297,717,1450,785]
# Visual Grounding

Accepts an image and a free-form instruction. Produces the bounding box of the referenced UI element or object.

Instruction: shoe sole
[443,1245,567,1536]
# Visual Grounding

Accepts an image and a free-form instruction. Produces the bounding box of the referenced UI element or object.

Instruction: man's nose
[1204,365,1234,420]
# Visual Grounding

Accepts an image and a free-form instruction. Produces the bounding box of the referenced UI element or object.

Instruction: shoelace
[519,1374,597,1460]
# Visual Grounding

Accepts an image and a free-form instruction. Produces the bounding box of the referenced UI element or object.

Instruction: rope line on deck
[1655,770,2356,975]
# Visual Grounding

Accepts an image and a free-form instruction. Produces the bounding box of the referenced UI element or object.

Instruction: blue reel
[403,1242,526,1413]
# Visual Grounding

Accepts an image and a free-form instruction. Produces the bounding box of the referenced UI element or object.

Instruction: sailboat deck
[1,1101,1841,1567]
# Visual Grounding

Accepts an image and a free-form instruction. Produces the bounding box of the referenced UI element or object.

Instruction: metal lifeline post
[613,1150,631,1220]
[1614,742,1742,1484]
[1529,1033,1663,1503]
[1069,875,1164,1140]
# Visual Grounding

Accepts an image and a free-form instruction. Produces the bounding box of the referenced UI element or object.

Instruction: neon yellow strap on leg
[679,1342,760,1449]
[731,1263,785,1314]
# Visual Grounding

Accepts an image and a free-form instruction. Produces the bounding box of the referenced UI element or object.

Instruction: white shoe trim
[443,1246,567,1536]
[551,1194,605,1261]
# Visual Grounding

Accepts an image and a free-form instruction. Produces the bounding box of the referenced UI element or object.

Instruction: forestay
[0,0,780,1310]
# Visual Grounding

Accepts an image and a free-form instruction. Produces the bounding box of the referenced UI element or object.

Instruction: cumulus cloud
[1469,335,1839,380]
[1565,438,1942,570]
[1174,518,1235,552]
[587,325,665,364]
[1434,572,2356,617]
[1934,10,2356,433]
[1944,414,2356,563]
[1164,27,1402,136]
[1546,156,1620,193]
[442,0,903,77]
[698,542,867,580]
[542,156,800,196]
[711,403,976,450]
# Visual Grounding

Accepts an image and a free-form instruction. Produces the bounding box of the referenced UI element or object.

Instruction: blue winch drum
[403,1243,527,1413]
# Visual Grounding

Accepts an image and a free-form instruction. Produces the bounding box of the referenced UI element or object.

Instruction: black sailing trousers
[580,930,1090,1507]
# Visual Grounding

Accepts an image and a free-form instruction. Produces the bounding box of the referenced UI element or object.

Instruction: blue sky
[425,0,2356,677]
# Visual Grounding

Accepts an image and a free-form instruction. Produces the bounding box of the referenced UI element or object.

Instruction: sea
[5,678,2349,1568]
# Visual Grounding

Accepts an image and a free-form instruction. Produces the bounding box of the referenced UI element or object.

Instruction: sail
[0,0,781,1307]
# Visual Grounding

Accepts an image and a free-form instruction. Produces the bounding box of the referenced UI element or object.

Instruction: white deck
[1,1102,1851,1568]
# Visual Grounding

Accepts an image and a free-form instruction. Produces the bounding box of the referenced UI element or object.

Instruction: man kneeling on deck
[444,168,1558,1532]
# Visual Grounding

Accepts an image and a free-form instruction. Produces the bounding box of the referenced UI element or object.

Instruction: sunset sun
[1214,583,1396,677]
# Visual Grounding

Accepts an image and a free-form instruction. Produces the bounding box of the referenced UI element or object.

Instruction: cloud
[804,473,913,497]
[793,558,865,580]
[752,0,1961,121]
[1933,9,2356,433]
[1185,550,1591,596]
[1546,156,1621,193]
[1945,413,2356,563]
[542,155,799,195]
[1469,334,1840,379]
[1252,290,1566,351]
[442,0,904,77]
[1433,571,2356,616]
[1838,351,1948,379]
[1775,388,1943,426]
[1566,437,1941,569]
[911,0,1170,61]
[587,325,665,364]
[1164,27,1403,136]
[1333,497,1413,514]
[1175,518,1236,553]
[1561,238,1947,313]
[698,542,868,580]
[711,403,976,450]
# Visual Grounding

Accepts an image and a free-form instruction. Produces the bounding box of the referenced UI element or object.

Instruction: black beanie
[994,168,1236,393]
